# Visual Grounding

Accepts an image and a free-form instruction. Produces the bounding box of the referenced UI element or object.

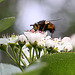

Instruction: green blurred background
[0,0,17,37]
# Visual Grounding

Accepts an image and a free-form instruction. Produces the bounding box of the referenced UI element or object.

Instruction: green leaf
[14,62,47,75]
[41,52,75,75]
[0,17,15,32]
[0,63,21,75]
[0,0,3,2]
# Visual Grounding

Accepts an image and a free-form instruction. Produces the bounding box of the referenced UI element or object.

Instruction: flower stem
[12,47,19,63]
[22,51,30,63]
[32,48,34,61]
[21,59,27,68]
[6,50,23,72]
[16,52,27,68]
[43,47,46,54]
[39,50,40,58]
[18,63,24,72]
[35,48,39,59]
[6,50,16,63]
[19,46,22,66]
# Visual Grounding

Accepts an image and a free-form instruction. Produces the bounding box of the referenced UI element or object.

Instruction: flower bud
[18,35,27,47]
[18,35,27,43]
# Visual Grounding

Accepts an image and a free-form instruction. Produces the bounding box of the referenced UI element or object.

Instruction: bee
[30,20,58,38]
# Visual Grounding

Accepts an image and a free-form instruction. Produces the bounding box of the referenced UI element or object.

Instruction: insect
[30,19,58,38]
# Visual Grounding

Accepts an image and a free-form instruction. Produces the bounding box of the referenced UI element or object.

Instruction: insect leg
[51,33,53,38]
[38,25,40,30]
[42,24,46,31]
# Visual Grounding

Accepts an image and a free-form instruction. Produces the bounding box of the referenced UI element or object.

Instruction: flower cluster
[24,30,74,53]
[0,30,75,71]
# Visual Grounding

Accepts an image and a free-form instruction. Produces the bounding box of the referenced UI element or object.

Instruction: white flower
[70,34,75,47]
[62,37,71,43]
[64,44,73,51]
[0,38,8,45]
[54,38,61,42]
[8,36,18,43]
[55,43,64,52]
[41,37,45,41]
[18,35,27,42]
[24,31,31,37]
[45,39,55,48]
[45,36,51,40]
[53,37,72,52]
[24,31,47,44]
[37,41,45,47]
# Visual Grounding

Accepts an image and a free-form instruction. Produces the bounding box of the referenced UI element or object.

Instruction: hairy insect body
[30,20,55,38]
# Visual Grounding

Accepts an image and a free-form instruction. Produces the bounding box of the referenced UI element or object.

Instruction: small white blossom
[64,44,73,51]
[37,41,45,47]
[18,35,27,42]
[24,31,47,44]
[41,37,45,41]
[0,38,8,45]
[45,36,51,40]
[55,43,64,52]
[70,34,75,47]
[54,38,61,42]
[45,39,55,48]
[8,36,18,43]
[62,37,71,43]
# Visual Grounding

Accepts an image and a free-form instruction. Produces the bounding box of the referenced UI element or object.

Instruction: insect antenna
[49,19,61,21]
